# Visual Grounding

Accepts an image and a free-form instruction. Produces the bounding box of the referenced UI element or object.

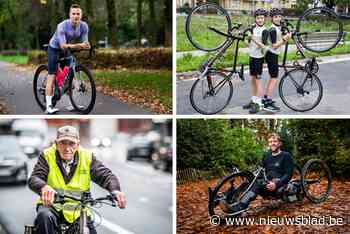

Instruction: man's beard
[271,146,281,153]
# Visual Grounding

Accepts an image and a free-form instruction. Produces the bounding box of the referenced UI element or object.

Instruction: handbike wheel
[190,71,233,115]
[301,159,332,203]
[185,3,231,51]
[296,7,343,53]
[279,68,323,112]
[208,171,254,218]
[68,64,96,114]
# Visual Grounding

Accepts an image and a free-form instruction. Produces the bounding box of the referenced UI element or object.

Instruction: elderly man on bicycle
[45,4,90,114]
[28,125,127,233]
[225,133,295,213]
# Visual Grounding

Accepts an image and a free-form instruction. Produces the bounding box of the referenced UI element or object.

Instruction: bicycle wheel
[68,64,96,114]
[185,3,231,51]
[279,68,323,112]
[296,7,343,53]
[208,171,254,218]
[33,64,59,111]
[190,71,233,115]
[301,159,332,203]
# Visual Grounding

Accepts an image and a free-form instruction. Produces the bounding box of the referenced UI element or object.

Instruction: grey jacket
[28,148,121,195]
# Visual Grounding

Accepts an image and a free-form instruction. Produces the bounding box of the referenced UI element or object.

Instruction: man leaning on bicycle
[45,4,91,114]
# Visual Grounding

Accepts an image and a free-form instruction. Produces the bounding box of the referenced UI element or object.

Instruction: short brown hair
[267,133,281,142]
[70,4,81,10]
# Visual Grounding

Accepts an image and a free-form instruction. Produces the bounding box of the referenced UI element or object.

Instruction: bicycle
[24,191,118,234]
[33,45,96,114]
[296,0,349,53]
[185,3,323,114]
[208,159,332,220]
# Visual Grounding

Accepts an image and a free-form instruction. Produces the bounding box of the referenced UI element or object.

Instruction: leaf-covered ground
[177,179,350,234]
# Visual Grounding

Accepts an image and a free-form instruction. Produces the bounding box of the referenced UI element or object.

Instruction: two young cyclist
[244,8,291,114]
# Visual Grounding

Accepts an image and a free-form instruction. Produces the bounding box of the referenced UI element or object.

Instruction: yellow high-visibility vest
[37,144,92,223]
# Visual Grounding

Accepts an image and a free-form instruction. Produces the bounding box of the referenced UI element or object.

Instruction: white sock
[46,96,52,109]
[252,96,262,105]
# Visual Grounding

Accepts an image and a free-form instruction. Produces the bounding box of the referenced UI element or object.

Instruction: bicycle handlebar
[208,26,252,40]
[54,192,117,207]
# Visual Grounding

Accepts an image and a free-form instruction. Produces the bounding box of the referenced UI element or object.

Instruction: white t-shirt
[248,25,266,59]
[268,23,283,55]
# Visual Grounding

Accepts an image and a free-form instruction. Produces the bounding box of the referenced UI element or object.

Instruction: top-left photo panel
[0,0,172,115]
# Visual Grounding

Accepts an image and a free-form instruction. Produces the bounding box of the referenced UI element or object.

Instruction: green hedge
[28,47,172,70]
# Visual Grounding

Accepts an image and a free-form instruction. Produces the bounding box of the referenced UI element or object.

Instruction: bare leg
[265,78,278,98]
[45,74,55,96]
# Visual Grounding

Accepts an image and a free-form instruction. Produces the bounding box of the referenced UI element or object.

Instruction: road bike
[33,45,96,114]
[185,3,324,114]
[208,159,332,220]
[296,0,349,53]
[24,192,117,234]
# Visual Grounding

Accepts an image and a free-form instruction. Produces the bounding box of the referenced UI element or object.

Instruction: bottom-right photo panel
[176,119,350,233]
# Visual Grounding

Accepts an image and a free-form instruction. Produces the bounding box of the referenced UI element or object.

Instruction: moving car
[0,135,28,184]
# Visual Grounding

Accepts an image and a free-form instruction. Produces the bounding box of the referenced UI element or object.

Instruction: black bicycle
[208,159,332,220]
[25,192,118,234]
[33,45,96,114]
[186,3,324,114]
[296,0,348,53]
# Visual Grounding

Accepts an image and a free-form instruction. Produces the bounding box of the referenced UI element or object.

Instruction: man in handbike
[224,133,301,214]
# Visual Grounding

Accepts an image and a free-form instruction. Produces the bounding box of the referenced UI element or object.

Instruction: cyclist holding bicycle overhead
[262,8,291,112]
[28,126,127,233]
[45,4,90,114]
[243,8,268,114]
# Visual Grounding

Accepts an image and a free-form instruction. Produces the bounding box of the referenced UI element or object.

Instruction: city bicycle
[208,159,332,220]
[185,3,324,114]
[33,45,96,114]
[24,191,118,234]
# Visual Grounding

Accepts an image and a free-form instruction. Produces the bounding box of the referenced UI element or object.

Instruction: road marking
[101,217,136,234]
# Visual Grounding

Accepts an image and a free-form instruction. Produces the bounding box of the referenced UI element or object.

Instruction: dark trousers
[35,205,97,234]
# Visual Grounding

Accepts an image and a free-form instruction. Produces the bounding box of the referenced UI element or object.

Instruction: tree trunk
[137,0,144,46]
[85,0,94,22]
[148,0,156,46]
[164,0,172,46]
[106,0,118,47]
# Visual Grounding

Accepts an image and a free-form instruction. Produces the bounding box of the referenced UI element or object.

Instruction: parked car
[127,134,156,161]
[152,138,172,172]
[12,119,49,157]
[0,135,28,184]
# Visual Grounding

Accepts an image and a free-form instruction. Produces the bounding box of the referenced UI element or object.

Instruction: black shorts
[249,57,264,77]
[265,51,279,78]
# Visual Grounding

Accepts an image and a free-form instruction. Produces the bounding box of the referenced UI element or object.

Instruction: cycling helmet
[254,8,268,17]
[269,8,283,17]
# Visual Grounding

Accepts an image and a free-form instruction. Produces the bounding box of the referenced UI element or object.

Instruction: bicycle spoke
[190,72,233,114]
[279,68,322,112]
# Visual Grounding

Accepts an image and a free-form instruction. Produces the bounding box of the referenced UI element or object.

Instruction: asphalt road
[177,57,350,115]
[0,146,172,234]
[0,62,150,115]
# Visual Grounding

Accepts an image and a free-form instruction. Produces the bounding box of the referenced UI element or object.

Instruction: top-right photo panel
[176,0,350,115]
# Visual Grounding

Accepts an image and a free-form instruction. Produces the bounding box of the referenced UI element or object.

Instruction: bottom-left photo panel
[0,118,173,234]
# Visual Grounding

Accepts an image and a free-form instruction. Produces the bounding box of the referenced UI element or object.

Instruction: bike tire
[190,71,233,115]
[33,64,59,111]
[68,64,96,114]
[185,3,231,52]
[296,7,343,53]
[301,159,332,203]
[279,67,323,112]
[208,171,254,218]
